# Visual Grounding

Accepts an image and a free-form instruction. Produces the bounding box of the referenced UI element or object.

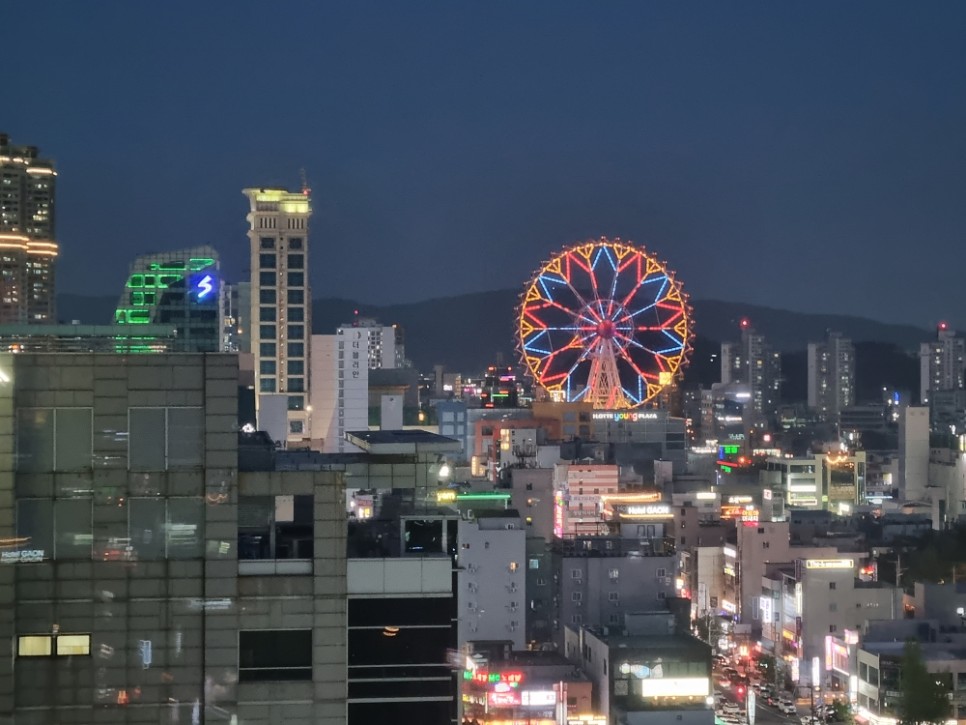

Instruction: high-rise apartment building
[721,319,781,419]
[0,133,58,323]
[340,317,401,369]
[920,323,965,405]
[243,187,312,442]
[807,331,855,422]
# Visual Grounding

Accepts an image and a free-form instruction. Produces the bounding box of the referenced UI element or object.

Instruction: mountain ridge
[56,290,931,376]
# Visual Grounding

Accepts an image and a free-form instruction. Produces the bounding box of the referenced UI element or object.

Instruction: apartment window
[239,630,312,681]
[260,361,276,375]
[17,408,92,472]
[829,625,837,633]
[239,496,314,561]
[259,253,277,269]
[290,421,304,435]
[571,615,582,624]
[289,306,304,322]
[829,582,837,590]
[288,289,304,305]
[287,272,304,287]
[609,569,619,580]
[571,569,582,579]
[572,592,582,602]
[287,254,304,269]
[656,568,667,578]
[288,238,303,250]
[529,558,540,570]
[260,378,276,393]
[259,271,275,286]
[128,497,204,560]
[259,324,276,339]
[17,633,91,657]
[288,342,304,357]
[259,289,276,304]
[259,342,276,357]
[657,592,667,600]
[128,407,203,471]
[608,591,619,601]
[288,377,305,393]
[259,307,276,322]
[609,614,620,624]
[287,395,304,411]
[260,237,275,249]
[288,324,304,340]
[288,360,304,376]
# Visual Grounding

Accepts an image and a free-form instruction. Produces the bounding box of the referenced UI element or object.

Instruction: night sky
[6,2,966,328]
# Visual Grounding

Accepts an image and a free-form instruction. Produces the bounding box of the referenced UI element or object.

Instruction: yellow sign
[436,489,457,503]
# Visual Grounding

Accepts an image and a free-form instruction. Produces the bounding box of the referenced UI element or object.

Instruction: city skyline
[6,2,966,330]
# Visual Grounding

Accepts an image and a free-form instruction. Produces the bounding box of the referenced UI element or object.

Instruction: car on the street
[779,701,797,715]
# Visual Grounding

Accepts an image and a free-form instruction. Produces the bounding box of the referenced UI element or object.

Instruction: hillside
[56,290,928,399]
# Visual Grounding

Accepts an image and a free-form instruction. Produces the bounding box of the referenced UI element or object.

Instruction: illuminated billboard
[805,559,854,570]
[637,677,710,698]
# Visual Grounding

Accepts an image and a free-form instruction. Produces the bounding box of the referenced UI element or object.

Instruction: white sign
[592,411,659,422]
[805,559,854,570]
[625,504,671,517]
[747,690,756,725]
[638,677,709,698]
[521,690,557,707]
[1,550,45,564]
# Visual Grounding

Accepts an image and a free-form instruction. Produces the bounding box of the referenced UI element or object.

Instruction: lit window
[509,562,518,572]
[18,635,51,656]
[56,634,91,656]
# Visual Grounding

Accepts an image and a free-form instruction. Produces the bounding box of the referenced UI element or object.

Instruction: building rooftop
[346,429,461,453]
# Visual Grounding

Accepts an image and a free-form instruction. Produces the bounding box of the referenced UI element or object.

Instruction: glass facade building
[114,246,222,352]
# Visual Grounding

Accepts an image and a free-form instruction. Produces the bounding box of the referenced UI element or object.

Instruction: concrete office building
[243,187,312,442]
[899,406,930,502]
[347,531,457,725]
[553,536,675,649]
[807,331,855,422]
[565,613,713,725]
[458,512,527,650]
[0,353,347,725]
[0,133,58,323]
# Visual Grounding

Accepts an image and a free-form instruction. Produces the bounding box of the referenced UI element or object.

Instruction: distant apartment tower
[114,246,223,351]
[0,133,58,323]
[721,319,781,418]
[920,323,965,405]
[243,187,312,441]
[340,317,400,369]
[807,331,855,421]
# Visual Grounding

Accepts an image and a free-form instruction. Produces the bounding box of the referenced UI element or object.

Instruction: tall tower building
[0,132,58,323]
[807,331,855,422]
[920,322,965,405]
[243,187,312,442]
[721,318,781,419]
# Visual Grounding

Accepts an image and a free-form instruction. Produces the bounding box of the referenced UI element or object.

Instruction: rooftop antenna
[299,168,311,196]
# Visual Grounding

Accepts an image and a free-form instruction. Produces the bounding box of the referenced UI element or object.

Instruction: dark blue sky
[6,2,966,327]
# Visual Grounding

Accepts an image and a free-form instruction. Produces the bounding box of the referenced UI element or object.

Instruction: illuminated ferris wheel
[516,238,693,409]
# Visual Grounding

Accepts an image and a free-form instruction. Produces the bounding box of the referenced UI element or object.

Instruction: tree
[830,699,855,724]
[897,640,951,725]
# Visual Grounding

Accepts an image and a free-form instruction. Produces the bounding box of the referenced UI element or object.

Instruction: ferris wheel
[516,237,693,409]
